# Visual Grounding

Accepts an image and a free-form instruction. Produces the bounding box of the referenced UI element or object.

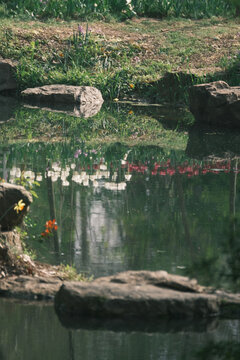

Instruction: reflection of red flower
[90,158,237,179]
[159,170,166,176]
[41,219,58,237]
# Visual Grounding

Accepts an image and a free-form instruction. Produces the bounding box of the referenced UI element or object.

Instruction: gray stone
[189,81,240,127]
[0,59,17,92]
[21,84,104,118]
[21,84,104,116]
[0,275,62,300]
[54,270,240,319]
[0,183,32,231]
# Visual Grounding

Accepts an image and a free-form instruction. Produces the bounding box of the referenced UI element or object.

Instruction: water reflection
[0,299,240,360]
[1,108,240,359]
[1,135,240,289]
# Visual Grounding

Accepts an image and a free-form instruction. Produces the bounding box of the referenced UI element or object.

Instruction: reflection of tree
[227,159,240,288]
[80,187,90,268]
[68,331,75,360]
[229,160,238,220]
[175,172,193,254]
[74,187,90,271]
[46,168,60,259]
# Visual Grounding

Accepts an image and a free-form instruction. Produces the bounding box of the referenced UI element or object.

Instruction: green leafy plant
[59,264,93,281]
[13,171,40,199]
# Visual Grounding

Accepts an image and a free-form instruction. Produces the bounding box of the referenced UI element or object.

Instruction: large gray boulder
[21,84,104,118]
[0,59,17,92]
[0,183,32,231]
[54,270,240,319]
[189,81,240,127]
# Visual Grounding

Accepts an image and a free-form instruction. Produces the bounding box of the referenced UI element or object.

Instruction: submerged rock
[189,81,240,128]
[54,270,240,319]
[0,183,32,231]
[0,59,17,93]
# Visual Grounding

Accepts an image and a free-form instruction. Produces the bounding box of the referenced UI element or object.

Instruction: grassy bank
[0,15,239,103]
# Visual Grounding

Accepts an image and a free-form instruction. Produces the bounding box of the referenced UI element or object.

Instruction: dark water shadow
[56,311,218,334]
[186,124,240,160]
[0,95,19,123]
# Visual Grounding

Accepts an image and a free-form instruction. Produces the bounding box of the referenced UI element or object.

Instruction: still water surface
[0,298,240,360]
[1,136,240,288]
[1,106,240,359]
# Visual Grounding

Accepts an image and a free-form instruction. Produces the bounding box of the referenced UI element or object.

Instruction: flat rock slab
[189,81,240,128]
[55,270,240,319]
[0,275,62,301]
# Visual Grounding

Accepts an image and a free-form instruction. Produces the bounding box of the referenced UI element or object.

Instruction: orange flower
[129,83,134,89]
[59,52,64,57]
[41,219,58,237]
[128,110,133,115]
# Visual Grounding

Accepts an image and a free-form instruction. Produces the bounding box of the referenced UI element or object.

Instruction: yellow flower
[14,199,26,214]
[128,110,133,115]
[113,98,119,102]
[129,83,134,89]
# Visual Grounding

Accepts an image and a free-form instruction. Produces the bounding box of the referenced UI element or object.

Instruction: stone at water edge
[189,81,240,128]
[21,84,104,106]
[0,59,17,92]
[55,270,231,319]
[0,183,32,231]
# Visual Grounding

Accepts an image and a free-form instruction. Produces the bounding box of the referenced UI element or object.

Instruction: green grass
[0,0,236,20]
[0,16,239,104]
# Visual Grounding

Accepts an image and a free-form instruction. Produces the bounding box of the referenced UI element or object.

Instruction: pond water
[0,298,240,360]
[1,129,240,289]
[1,103,240,359]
